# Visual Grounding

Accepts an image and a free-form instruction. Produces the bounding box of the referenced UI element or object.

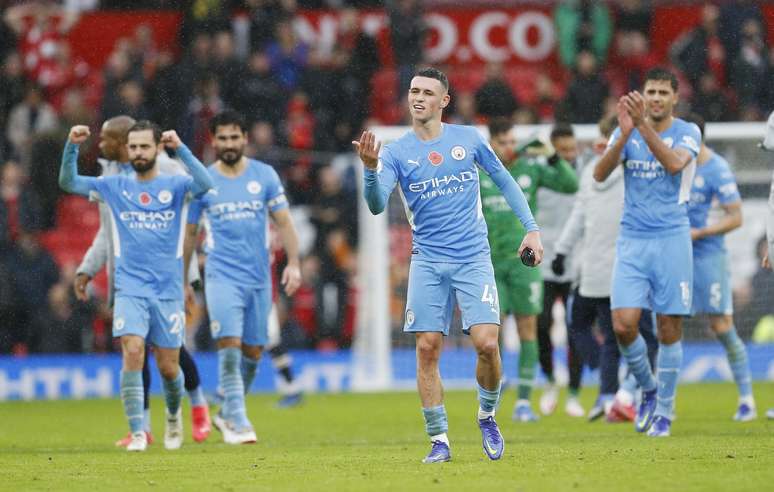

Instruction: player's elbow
[592,168,606,183]
[58,173,72,192]
[367,202,385,215]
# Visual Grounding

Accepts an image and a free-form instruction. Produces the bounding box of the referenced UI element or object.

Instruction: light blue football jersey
[188,159,288,287]
[609,118,701,236]
[375,123,526,262]
[688,151,741,257]
[87,173,195,300]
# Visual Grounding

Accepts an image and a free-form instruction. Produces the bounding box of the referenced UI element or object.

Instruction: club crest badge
[158,190,172,204]
[247,181,262,194]
[451,146,466,160]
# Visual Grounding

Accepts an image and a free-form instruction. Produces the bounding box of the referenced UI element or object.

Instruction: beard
[218,148,243,166]
[130,156,156,174]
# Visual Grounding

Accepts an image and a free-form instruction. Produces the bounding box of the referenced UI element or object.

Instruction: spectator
[387,0,425,98]
[670,4,726,88]
[448,91,477,125]
[474,62,519,120]
[246,0,291,53]
[740,236,774,337]
[0,160,44,248]
[239,51,286,127]
[100,49,141,120]
[614,0,652,38]
[310,166,356,347]
[249,120,286,168]
[7,230,60,352]
[39,43,91,112]
[554,0,612,69]
[692,73,734,122]
[6,83,58,166]
[147,50,186,130]
[59,88,96,129]
[730,18,769,120]
[615,30,658,91]
[114,80,150,120]
[211,30,244,108]
[3,2,79,83]
[0,257,15,353]
[266,19,309,91]
[29,282,95,353]
[178,0,233,48]
[719,0,764,77]
[180,73,224,160]
[331,8,380,148]
[0,53,26,160]
[534,71,560,122]
[558,50,610,123]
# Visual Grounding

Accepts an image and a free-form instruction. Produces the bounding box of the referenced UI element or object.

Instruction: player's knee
[242,345,263,360]
[475,337,499,360]
[158,362,179,380]
[612,321,636,343]
[121,340,144,369]
[416,338,441,364]
[709,315,732,334]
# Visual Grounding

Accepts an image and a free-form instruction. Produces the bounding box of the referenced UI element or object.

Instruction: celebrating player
[683,113,756,421]
[72,115,212,446]
[594,68,701,437]
[553,115,657,422]
[184,110,302,444]
[479,118,578,422]
[353,67,542,463]
[59,122,213,451]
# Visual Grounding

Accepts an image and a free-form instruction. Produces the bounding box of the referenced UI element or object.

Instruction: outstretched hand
[352,131,381,170]
[68,125,91,144]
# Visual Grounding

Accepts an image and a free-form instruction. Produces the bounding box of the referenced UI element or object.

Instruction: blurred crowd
[0,0,772,354]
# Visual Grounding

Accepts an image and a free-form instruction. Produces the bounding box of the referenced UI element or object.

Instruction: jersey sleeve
[266,167,289,212]
[176,174,195,199]
[714,161,741,204]
[472,129,506,175]
[59,141,102,197]
[187,195,204,224]
[363,145,399,215]
[676,123,701,158]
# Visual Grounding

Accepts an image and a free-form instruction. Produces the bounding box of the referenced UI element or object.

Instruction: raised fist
[68,125,91,144]
[160,130,183,149]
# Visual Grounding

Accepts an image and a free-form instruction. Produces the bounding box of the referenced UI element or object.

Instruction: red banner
[67,11,182,68]
[64,6,774,69]
[296,8,557,66]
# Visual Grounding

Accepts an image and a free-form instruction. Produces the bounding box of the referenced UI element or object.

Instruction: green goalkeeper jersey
[481,154,579,260]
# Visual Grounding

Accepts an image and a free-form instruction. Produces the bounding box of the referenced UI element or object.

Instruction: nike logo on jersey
[122,190,133,200]
[631,139,641,149]
[407,159,420,166]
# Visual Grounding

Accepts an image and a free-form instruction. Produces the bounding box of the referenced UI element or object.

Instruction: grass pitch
[2,383,774,491]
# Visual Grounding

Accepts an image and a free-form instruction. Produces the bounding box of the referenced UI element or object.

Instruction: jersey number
[481,284,498,308]
[169,311,185,335]
[710,283,721,308]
